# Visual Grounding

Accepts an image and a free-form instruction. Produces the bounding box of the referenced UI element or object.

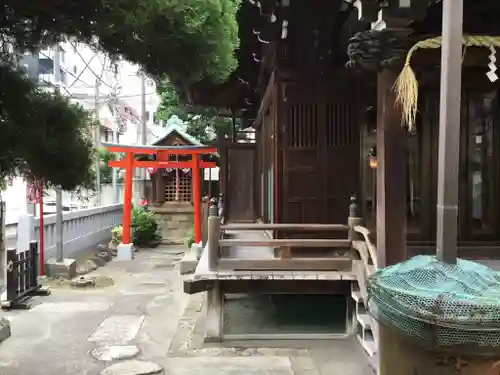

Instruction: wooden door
[227,146,256,222]
[282,82,360,225]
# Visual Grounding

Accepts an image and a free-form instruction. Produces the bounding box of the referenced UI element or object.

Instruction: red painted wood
[192,155,202,244]
[104,144,215,246]
[122,153,134,244]
[39,181,45,276]
[108,160,216,169]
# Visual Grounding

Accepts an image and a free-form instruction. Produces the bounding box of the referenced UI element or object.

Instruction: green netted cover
[368,255,500,350]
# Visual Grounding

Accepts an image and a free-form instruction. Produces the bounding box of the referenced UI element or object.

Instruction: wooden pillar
[122,152,134,244]
[205,198,222,342]
[175,162,180,201]
[155,171,165,204]
[376,70,407,375]
[376,70,407,267]
[205,281,223,342]
[192,154,202,244]
[207,199,221,271]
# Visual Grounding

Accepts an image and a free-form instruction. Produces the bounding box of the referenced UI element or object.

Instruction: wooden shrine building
[140,123,218,244]
[182,0,500,371]
[146,123,218,206]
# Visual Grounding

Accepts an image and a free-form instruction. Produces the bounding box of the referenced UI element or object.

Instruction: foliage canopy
[0,0,240,189]
[157,80,237,142]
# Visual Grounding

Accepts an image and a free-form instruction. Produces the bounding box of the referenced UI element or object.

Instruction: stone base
[45,258,77,279]
[179,244,202,275]
[116,244,134,261]
[0,318,11,343]
[151,203,193,244]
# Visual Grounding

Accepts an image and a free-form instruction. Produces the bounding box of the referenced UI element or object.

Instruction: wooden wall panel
[226,146,256,222]
[281,82,360,227]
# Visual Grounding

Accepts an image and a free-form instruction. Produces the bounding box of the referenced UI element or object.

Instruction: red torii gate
[103,143,217,245]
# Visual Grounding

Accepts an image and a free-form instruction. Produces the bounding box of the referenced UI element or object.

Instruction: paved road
[0,245,372,375]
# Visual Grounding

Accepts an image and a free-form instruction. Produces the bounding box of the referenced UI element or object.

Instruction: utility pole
[140,72,148,145]
[112,63,119,203]
[140,72,148,194]
[94,78,101,207]
[436,0,463,264]
[54,44,64,262]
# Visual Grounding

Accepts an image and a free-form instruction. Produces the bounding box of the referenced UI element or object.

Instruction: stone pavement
[0,245,372,375]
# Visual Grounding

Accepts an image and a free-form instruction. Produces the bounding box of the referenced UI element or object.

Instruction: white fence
[5,204,123,259]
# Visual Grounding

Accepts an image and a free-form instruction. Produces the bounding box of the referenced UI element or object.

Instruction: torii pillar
[103,143,217,247]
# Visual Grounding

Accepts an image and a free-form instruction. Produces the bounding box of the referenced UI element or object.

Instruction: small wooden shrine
[145,123,218,243]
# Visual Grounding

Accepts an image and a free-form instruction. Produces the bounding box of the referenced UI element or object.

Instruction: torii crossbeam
[102,143,217,246]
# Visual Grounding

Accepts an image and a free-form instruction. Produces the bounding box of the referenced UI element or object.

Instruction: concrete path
[0,245,373,375]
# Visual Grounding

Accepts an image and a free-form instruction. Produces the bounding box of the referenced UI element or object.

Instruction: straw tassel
[394,35,500,131]
[394,51,419,131]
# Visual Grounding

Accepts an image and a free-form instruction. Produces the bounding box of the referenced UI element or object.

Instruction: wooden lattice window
[164,173,192,202]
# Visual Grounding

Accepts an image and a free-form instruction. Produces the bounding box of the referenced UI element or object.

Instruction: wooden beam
[219,239,351,248]
[221,223,349,231]
[108,161,216,169]
[217,257,353,271]
[221,280,350,294]
[253,71,276,128]
[376,70,407,268]
[436,0,463,264]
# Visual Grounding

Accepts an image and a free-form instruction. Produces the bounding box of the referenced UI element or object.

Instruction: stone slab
[45,258,77,279]
[161,357,293,375]
[117,244,134,261]
[0,317,11,343]
[179,247,198,275]
[101,360,162,375]
[90,345,140,361]
[88,315,145,344]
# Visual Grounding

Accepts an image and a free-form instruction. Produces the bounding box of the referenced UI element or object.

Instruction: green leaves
[1,0,240,83]
[157,79,238,142]
[0,65,94,190]
[0,0,241,190]
[131,206,161,247]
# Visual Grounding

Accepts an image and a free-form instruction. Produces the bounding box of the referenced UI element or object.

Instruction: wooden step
[351,289,363,303]
[357,334,376,357]
[357,312,371,329]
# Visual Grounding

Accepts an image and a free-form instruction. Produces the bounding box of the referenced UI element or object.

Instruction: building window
[466,90,498,234]
[60,69,67,85]
[73,65,77,74]
[153,112,159,125]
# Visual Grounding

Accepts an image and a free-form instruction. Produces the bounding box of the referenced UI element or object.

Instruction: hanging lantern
[368,147,377,169]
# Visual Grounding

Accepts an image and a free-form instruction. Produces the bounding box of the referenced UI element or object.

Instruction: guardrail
[351,224,379,360]
[5,204,123,259]
[205,196,361,272]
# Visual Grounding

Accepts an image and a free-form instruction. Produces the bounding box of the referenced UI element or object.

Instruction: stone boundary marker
[0,317,10,343]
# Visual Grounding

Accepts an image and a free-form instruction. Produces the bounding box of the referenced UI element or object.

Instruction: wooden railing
[351,224,379,355]
[205,196,363,272]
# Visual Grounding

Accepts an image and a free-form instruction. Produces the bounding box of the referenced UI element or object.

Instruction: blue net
[368,255,500,350]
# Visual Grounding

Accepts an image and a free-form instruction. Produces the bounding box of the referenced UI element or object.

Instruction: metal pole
[112,65,119,203]
[94,78,101,206]
[54,45,64,262]
[140,72,148,194]
[436,0,463,264]
[141,73,147,145]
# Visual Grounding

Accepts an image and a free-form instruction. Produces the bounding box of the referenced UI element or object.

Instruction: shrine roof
[101,142,218,155]
[152,122,203,147]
